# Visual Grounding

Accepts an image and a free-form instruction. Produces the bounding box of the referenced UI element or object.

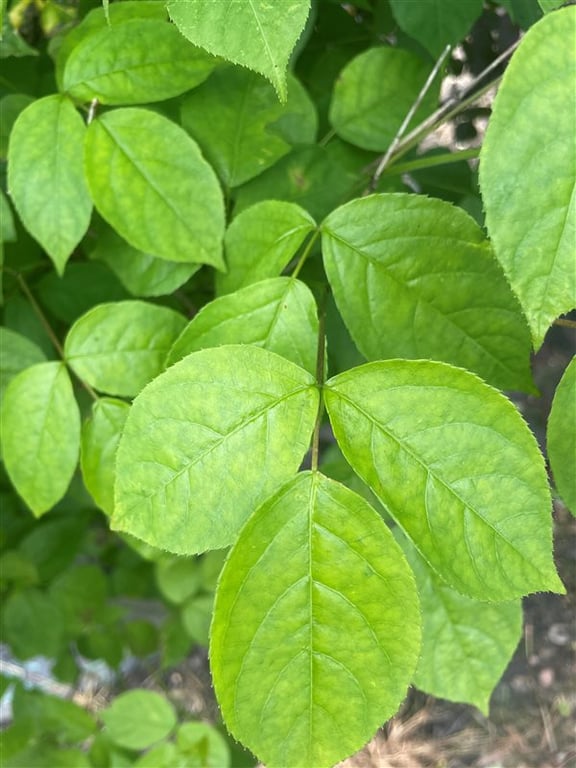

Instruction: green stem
[378,147,480,177]
[291,229,321,279]
[318,128,336,148]
[311,292,327,473]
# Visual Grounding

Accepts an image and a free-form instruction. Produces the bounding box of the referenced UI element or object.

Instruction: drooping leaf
[65,301,187,397]
[7,95,92,274]
[389,0,483,57]
[100,690,177,750]
[81,397,130,514]
[84,107,225,268]
[181,68,317,188]
[61,18,216,104]
[547,356,576,515]
[1,362,81,516]
[217,201,316,295]
[396,532,522,714]
[479,6,576,348]
[211,471,421,767]
[329,47,439,151]
[167,0,311,100]
[113,345,318,554]
[167,277,318,374]
[322,194,534,392]
[0,327,46,399]
[325,359,565,600]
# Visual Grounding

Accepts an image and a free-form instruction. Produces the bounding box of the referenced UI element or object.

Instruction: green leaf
[113,345,318,554]
[65,301,187,397]
[177,722,230,767]
[61,18,216,104]
[0,187,16,242]
[329,47,439,151]
[0,94,34,161]
[211,471,421,767]
[7,95,92,274]
[325,359,565,600]
[181,593,213,645]
[49,564,109,635]
[12,687,96,744]
[0,327,46,400]
[3,590,64,658]
[538,0,564,11]
[100,690,177,750]
[389,0,483,57]
[1,362,81,516]
[479,7,576,348]
[322,194,534,392]
[167,277,319,375]
[84,107,225,268]
[218,201,315,295]
[155,556,201,604]
[81,397,130,514]
[167,0,311,100]
[548,356,576,515]
[397,533,522,714]
[181,67,317,188]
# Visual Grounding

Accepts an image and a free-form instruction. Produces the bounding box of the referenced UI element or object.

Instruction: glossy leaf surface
[322,194,534,392]
[114,345,318,554]
[479,7,576,348]
[325,359,564,600]
[389,0,483,56]
[101,690,176,750]
[167,277,318,374]
[84,108,225,268]
[65,301,186,397]
[547,357,576,515]
[211,471,420,767]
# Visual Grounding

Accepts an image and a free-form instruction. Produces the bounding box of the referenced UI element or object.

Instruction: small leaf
[322,193,534,392]
[325,359,565,600]
[84,107,225,268]
[100,690,177,750]
[167,0,311,100]
[81,397,130,514]
[65,301,186,397]
[389,0,483,57]
[218,201,315,295]
[548,356,576,515]
[1,362,81,516]
[479,7,576,348]
[155,556,201,605]
[167,277,318,374]
[3,589,64,658]
[7,95,92,274]
[113,345,318,554]
[329,47,438,151]
[211,471,421,767]
[0,327,46,399]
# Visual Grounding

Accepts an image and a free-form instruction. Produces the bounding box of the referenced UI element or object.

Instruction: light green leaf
[389,0,483,57]
[322,194,534,392]
[81,397,130,514]
[84,107,225,268]
[177,722,230,768]
[65,301,187,397]
[538,0,564,11]
[167,0,311,100]
[325,359,565,600]
[89,225,200,297]
[61,18,216,105]
[548,356,576,515]
[479,7,576,348]
[0,327,46,399]
[155,556,201,605]
[181,593,213,645]
[167,277,318,374]
[100,690,177,750]
[113,345,318,554]
[1,362,81,516]
[181,68,317,188]
[211,471,421,767]
[218,201,315,295]
[7,95,92,274]
[329,47,439,151]
[397,532,522,714]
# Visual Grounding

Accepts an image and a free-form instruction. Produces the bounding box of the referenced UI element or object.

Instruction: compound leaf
[325,359,565,600]
[322,194,534,392]
[84,107,225,268]
[7,95,92,274]
[389,0,483,57]
[211,471,421,768]
[113,345,318,554]
[479,7,576,348]
[65,301,187,397]
[1,362,80,516]
[547,356,576,515]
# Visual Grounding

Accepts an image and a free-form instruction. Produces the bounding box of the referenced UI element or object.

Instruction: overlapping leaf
[479,6,576,348]
[325,359,565,600]
[389,0,483,56]
[547,357,576,515]
[211,471,421,767]
[322,194,534,392]
[0,327,46,399]
[113,346,318,554]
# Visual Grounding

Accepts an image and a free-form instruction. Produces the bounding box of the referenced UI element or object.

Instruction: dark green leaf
[389,0,483,56]
[548,356,576,515]
[0,327,46,400]
[3,590,64,658]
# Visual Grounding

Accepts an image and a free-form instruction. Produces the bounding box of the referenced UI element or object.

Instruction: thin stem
[291,229,321,279]
[554,318,576,329]
[377,147,480,177]
[311,292,327,473]
[318,128,337,148]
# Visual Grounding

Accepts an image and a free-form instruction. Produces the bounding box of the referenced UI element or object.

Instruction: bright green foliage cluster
[1,1,575,766]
